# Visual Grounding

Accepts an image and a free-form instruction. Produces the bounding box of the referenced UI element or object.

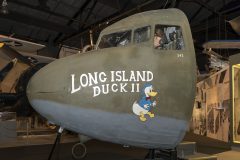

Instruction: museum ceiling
[0,0,239,58]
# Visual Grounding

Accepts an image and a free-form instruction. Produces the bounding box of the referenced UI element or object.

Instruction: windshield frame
[97,29,132,49]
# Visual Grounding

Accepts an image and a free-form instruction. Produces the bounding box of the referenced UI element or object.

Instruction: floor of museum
[0,132,240,160]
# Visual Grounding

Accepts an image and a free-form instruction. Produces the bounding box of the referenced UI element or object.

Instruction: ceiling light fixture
[0,0,9,15]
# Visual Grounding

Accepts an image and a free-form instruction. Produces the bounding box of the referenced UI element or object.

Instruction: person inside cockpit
[154,28,168,49]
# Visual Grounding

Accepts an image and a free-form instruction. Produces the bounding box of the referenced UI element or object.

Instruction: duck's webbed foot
[147,112,155,118]
[139,112,147,122]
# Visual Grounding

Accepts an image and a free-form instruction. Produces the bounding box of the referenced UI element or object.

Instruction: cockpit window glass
[154,25,184,50]
[98,30,131,49]
[133,26,150,43]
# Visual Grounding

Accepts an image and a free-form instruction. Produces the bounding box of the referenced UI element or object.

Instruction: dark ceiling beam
[53,0,92,43]
[67,1,98,46]
[154,0,174,9]
[79,0,98,29]
[183,0,221,15]
[189,0,212,22]
[222,5,240,14]
[67,0,92,26]
[190,0,240,43]
[162,1,171,9]
[59,0,158,44]
[174,0,181,8]
[119,0,133,10]
[157,0,172,9]
[97,0,120,9]
[195,0,220,15]
[191,16,236,36]
[220,2,240,14]
[111,0,133,14]
[0,11,77,34]
[190,7,203,23]
[190,0,240,35]
[169,0,177,8]
[193,24,236,39]
[163,0,179,8]
[7,0,73,22]
[38,0,48,9]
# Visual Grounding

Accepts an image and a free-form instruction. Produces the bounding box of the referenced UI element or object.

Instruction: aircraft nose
[26,63,68,115]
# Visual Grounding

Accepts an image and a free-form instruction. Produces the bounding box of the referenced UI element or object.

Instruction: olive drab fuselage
[27,9,196,149]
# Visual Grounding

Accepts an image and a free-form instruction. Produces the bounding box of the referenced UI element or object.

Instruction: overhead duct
[229,16,240,36]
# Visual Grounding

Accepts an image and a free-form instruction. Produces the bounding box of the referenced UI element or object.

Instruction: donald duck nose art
[132,83,158,122]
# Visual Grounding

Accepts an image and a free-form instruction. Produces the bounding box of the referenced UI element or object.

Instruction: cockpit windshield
[154,25,184,50]
[134,26,150,43]
[98,30,131,49]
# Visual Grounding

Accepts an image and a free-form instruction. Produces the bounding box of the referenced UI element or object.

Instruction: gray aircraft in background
[1,9,196,159]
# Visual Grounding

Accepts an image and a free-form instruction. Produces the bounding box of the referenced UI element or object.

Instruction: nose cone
[27,61,68,116]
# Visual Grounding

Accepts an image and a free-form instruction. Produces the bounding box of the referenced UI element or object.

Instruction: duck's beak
[148,91,157,97]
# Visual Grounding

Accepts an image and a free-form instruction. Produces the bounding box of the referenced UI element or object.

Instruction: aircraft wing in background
[203,40,240,49]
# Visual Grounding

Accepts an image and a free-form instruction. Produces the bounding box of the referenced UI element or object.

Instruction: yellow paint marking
[0,43,4,48]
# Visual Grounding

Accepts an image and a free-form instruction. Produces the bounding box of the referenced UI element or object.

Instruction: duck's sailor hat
[143,83,152,88]
[141,83,153,96]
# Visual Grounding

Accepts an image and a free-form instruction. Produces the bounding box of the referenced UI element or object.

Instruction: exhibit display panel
[191,67,230,142]
[0,112,16,142]
[232,64,240,143]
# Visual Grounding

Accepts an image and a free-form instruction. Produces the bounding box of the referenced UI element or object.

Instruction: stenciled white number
[177,53,184,58]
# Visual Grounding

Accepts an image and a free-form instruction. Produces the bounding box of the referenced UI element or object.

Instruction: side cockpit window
[134,26,150,43]
[98,30,131,49]
[154,25,184,50]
